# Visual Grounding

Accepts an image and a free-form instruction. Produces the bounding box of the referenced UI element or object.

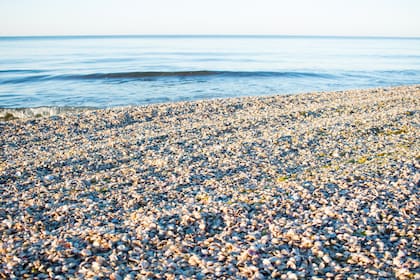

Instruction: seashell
[188,254,201,266]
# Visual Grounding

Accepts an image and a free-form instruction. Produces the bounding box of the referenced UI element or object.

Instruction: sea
[1,35,419,111]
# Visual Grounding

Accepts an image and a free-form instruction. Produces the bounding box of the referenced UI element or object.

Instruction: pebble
[0,85,419,279]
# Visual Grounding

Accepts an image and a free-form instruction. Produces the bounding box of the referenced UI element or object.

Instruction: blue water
[0,35,419,108]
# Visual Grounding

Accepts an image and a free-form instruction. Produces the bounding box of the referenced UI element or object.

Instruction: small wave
[0,75,52,84]
[0,70,337,84]
[76,70,220,79]
[0,69,45,74]
[68,70,335,79]
[230,71,335,78]
[0,106,93,120]
[4,69,419,85]
[380,69,420,76]
[62,70,337,81]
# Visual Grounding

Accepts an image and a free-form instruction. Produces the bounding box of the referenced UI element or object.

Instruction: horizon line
[1,34,420,40]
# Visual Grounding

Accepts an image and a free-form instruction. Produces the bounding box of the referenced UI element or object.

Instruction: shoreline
[1,84,419,120]
[1,85,419,278]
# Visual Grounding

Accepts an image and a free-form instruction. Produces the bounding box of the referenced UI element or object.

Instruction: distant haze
[1,0,419,37]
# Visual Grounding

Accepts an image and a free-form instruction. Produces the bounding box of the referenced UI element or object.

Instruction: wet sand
[1,85,419,279]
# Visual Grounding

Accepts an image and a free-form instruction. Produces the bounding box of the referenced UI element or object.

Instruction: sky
[0,0,419,37]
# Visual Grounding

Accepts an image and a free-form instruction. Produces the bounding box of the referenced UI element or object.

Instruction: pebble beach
[1,85,419,279]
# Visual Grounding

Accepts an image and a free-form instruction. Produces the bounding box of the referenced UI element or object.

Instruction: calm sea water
[0,35,419,108]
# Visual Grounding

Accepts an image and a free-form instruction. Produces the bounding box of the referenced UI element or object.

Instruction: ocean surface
[1,35,419,109]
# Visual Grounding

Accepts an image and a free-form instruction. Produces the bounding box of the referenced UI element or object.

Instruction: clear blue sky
[1,0,419,37]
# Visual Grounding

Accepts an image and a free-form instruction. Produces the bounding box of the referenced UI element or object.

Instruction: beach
[1,85,419,279]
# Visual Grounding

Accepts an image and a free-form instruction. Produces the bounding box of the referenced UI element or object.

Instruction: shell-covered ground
[1,85,419,279]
